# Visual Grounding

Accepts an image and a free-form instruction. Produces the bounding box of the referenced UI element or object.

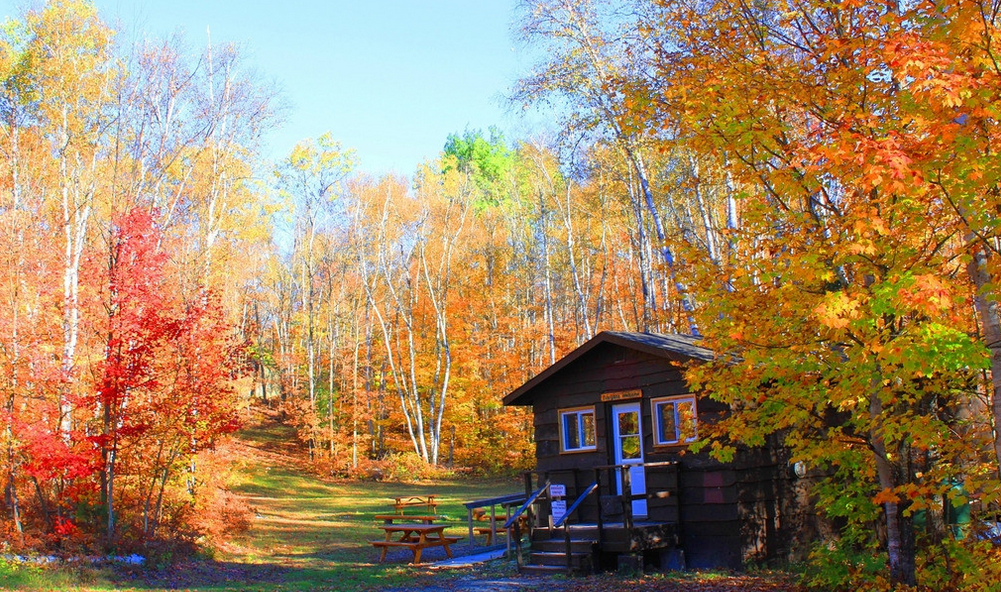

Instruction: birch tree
[275,134,355,458]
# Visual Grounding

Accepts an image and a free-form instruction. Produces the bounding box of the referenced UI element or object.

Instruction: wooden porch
[507,461,682,574]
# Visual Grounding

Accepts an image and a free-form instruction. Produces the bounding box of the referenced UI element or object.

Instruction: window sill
[559,446,598,455]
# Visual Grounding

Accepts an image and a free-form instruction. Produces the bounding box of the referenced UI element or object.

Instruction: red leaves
[52,516,79,537]
[19,420,97,486]
[99,208,242,443]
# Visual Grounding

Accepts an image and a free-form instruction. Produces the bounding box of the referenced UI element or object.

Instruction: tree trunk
[967,245,1001,479]
[539,191,557,364]
[870,391,916,586]
[30,476,52,531]
[106,444,117,542]
[4,469,22,537]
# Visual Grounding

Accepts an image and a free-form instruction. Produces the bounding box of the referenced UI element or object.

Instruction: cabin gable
[526,343,723,474]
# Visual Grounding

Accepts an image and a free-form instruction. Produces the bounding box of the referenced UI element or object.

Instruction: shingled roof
[502,331,713,406]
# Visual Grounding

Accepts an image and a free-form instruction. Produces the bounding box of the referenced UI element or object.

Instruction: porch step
[529,550,592,567]
[520,564,569,575]
[531,538,596,553]
[519,537,596,575]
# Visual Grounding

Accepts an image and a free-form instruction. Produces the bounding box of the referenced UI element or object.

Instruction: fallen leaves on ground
[554,572,803,592]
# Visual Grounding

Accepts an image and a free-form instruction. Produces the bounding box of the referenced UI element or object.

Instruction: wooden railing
[504,478,551,568]
[594,460,680,531]
[553,481,598,529]
[503,479,550,530]
[553,481,599,571]
[515,460,683,565]
[463,491,526,550]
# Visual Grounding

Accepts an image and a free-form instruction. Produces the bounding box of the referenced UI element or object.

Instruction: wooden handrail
[553,481,598,528]
[463,492,526,509]
[504,479,550,529]
[594,460,679,470]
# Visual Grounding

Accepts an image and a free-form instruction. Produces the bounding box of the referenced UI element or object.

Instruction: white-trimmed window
[559,406,596,453]
[652,395,698,446]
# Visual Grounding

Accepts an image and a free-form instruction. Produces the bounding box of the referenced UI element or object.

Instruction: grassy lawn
[0,412,526,592]
[0,409,801,591]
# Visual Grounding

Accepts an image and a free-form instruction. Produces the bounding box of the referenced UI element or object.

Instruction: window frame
[558,405,597,454]
[651,395,698,446]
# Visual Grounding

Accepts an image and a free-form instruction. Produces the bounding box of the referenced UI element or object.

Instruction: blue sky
[89,0,533,175]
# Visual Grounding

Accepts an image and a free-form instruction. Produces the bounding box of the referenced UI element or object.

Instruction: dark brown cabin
[503,331,813,573]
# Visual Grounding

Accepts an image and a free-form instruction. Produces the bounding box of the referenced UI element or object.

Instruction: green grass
[0,414,802,591]
[213,462,521,591]
[0,415,524,592]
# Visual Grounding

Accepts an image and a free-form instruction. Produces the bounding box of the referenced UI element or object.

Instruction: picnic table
[392,495,437,515]
[370,523,459,564]
[473,519,503,545]
[373,514,441,524]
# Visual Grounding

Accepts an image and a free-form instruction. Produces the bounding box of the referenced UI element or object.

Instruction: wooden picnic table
[371,523,459,564]
[473,521,504,545]
[392,495,437,515]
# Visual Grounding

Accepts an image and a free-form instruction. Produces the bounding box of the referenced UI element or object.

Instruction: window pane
[564,413,580,450]
[618,411,639,436]
[658,402,677,444]
[621,435,641,459]
[678,400,697,441]
[581,412,596,447]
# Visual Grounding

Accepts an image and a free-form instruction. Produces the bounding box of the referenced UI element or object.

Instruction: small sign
[550,484,566,498]
[601,389,642,402]
[551,499,567,521]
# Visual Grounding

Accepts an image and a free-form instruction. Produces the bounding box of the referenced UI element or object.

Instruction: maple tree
[87,208,242,542]
[565,0,1001,587]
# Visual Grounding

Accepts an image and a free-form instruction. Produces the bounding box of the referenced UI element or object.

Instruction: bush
[368,452,455,482]
[804,533,1001,591]
[916,537,1001,591]
[803,538,889,592]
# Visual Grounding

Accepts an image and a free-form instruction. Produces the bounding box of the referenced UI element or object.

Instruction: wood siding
[521,340,815,570]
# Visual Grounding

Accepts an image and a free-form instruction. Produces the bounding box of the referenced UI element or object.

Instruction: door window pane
[620,435,641,459]
[618,411,638,436]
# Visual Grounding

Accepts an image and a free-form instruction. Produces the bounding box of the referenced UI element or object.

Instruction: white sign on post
[550,484,566,498]
[551,499,567,522]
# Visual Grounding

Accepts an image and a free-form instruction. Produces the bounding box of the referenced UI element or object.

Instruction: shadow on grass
[111,558,421,592]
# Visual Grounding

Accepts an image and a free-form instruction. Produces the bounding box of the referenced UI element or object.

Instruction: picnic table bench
[373,514,441,524]
[370,523,460,564]
[473,521,503,545]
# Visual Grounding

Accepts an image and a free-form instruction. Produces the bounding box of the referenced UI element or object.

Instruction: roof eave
[502,331,712,406]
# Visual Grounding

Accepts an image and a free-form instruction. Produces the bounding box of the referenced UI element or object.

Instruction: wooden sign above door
[600,389,642,403]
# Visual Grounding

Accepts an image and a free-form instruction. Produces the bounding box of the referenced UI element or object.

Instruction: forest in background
[3,0,1001,590]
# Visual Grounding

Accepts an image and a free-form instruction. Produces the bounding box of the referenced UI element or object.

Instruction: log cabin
[502,331,816,574]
